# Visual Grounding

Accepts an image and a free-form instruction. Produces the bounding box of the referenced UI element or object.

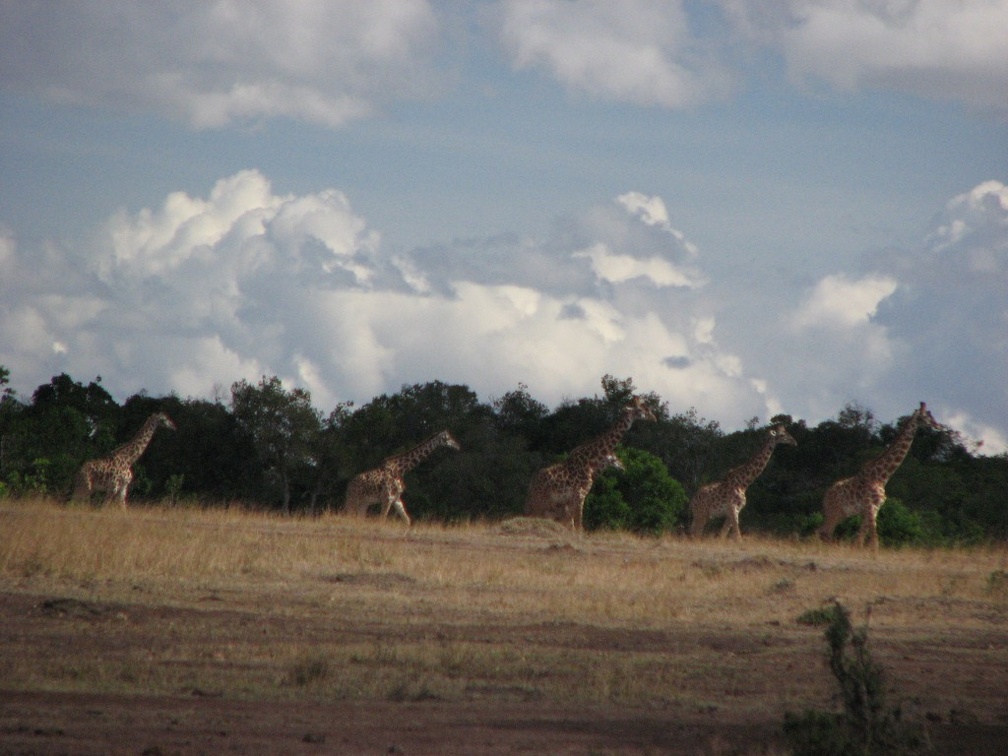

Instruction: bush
[876,498,925,546]
[584,447,687,534]
[784,602,930,755]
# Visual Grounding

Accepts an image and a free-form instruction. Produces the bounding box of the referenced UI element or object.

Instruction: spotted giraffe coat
[343,430,460,525]
[71,412,176,508]
[689,424,796,539]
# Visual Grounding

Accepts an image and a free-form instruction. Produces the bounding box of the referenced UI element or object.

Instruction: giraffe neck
[859,413,922,484]
[112,415,160,466]
[727,436,777,490]
[389,432,451,475]
[569,407,636,468]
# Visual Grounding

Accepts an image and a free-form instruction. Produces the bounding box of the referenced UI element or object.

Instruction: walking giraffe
[819,402,941,547]
[71,411,176,508]
[524,453,624,530]
[689,423,796,539]
[524,395,656,531]
[343,430,460,526]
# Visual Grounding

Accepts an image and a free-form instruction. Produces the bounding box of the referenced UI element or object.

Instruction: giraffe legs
[111,471,132,509]
[820,479,884,547]
[817,506,843,541]
[689,508,708,537]
[819,479,853,541]
[570,491,590,533]
[377,479,411,525]
[344,475,411,525]
[688,487,714,537]
[856,492,885,549]
[719,504,743,540]
[381,497,412,526]
[69,463,132,508]
[690,486,745,539]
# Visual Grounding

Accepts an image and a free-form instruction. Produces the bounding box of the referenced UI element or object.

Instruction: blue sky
[1,1,1007,452]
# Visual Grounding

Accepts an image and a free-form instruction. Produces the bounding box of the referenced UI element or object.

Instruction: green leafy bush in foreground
[784,602,930,755]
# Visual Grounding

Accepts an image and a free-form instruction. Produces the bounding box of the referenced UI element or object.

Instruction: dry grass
[1,496,1006,724]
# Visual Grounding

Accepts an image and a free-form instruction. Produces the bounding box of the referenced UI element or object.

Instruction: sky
[1,0,1006,452]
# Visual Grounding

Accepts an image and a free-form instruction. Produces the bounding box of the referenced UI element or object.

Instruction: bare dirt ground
[2,509,1007,754]
[3,586,1006,755]
[2,587,782,755]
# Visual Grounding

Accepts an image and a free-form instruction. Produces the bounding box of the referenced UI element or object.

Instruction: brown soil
[2,585,1006,755]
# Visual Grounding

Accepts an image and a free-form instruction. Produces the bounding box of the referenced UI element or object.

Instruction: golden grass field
[1,497,1007,754]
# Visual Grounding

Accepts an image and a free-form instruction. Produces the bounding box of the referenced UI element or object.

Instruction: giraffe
[342,429,461,526]
[524,452,623,530]
[689,423,796,539]
[524,395,656,530]
[71,411,176,508]
[819,402,941,547]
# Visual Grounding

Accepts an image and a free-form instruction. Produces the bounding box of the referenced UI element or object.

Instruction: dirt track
[2,678,1006,755]
[2,507,1007,754]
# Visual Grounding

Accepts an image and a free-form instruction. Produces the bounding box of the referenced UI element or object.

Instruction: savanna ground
[1,499,1007,755]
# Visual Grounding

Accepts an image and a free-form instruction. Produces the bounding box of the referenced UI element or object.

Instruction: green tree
[0,365,20,490]
[1,373,121,495]
[492,382,548,444]
[162,396,261,503]
[875,498,925,546]
[31,373,119,438]
[339,381,483,471]
[637,406,721,494]
[306,401,355,513]
[230,376,322,513]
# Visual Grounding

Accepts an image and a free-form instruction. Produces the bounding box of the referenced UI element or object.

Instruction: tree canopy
[1,365,1004,544]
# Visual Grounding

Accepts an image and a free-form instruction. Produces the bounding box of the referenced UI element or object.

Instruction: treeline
[1,367,1005,545]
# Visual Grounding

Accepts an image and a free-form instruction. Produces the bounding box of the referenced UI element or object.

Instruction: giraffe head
[768,424,797,447]
[912,402,941,431]
[626,395,657,423]
[437,429,461,451]
[155,412,177,431]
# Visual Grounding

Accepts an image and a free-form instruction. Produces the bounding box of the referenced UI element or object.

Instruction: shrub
[876,498,925,546]
[796,607,836,627]
[584,447,687,534]
[784,602,930,755]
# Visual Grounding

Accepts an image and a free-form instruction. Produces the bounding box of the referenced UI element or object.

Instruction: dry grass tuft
[497,515,572,537]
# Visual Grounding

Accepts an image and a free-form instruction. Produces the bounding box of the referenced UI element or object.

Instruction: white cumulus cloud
[0,172,770,426]
[573,243,704,288]
[792,273,897,329]
[745,180,1008,453]
[4,173,1006,452]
